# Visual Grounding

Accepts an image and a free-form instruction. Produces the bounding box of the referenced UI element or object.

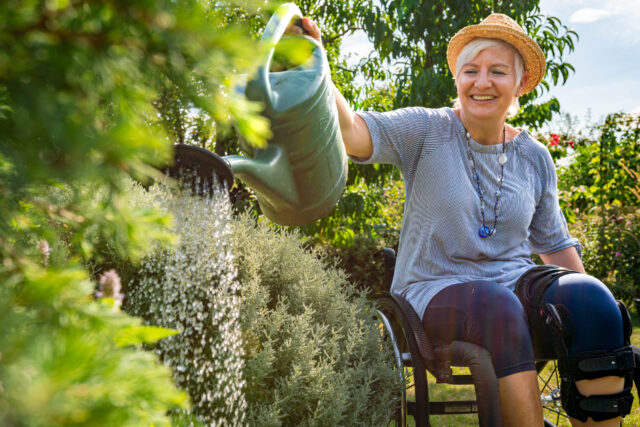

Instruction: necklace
[464,127,507,238]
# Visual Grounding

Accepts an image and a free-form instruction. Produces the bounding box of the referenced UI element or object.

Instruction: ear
[517,72,529,96]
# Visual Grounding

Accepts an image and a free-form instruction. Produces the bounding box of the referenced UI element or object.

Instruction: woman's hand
[300,17,321,44]
[286,17,322,45]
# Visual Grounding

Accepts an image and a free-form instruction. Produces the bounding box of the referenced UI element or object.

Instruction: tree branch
[334,64,357,74]
[322,26,362,45]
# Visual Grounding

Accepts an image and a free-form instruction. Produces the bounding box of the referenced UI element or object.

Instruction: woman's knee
[542,273,624,353]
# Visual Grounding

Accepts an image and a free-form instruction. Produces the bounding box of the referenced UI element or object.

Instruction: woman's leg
[422,281,543,426]
[498,370,544,427]
[536,273,631,426]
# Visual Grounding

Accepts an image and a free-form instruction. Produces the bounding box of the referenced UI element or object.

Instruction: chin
[464,104,507,120]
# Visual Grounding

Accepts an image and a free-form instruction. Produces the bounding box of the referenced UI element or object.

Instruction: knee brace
[543,301,636,422]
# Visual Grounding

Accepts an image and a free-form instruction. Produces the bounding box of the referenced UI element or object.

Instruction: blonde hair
[452,38,525,117]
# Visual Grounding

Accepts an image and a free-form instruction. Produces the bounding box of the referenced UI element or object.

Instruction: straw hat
[447,13,546,95]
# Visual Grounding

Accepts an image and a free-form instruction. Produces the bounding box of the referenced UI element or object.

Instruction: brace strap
[561,372,634,422]
[559,346,635,381]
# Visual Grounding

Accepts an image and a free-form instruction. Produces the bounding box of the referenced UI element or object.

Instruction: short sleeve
[351,107,434,172]
[527,148,581,257]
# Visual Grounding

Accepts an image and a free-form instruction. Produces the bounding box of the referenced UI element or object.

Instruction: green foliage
[304,180,404,293]
[0,0,274,425]
[121,182,246,425]
[569,207,640,305]
[320,234,389,296]
[550,112,640,302]
[558,113,640,214]
[0,261,188,426]
[298,179,403,248]
[232,213,401,426]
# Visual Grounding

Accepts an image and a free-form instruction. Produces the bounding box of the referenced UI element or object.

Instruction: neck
[458,110,506,145]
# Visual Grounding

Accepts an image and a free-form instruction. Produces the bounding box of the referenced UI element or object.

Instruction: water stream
[124,179,245,426]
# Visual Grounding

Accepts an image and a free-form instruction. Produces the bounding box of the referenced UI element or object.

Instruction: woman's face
[455,46,522,124]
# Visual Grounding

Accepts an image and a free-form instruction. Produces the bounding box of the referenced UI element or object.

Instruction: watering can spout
[225,145,299,208]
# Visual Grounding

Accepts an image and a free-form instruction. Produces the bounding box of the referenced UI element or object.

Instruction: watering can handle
[258,3,320,107]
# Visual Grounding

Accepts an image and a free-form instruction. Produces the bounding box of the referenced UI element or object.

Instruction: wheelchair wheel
[377,295,429,427]
[538,360,570,426]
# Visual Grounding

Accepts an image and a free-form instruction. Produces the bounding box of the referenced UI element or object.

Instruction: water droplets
[124,180,246,425]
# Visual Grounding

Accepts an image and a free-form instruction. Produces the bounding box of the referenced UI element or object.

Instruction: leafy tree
[356,0,577,128]
[0,0,270,424]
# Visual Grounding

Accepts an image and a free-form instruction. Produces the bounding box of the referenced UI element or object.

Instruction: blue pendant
[478,226,492,238]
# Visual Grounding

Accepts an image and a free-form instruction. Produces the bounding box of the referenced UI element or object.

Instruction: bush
[232,214,400,426]
[569,206,640,306]
[320,233,391,296]
[557,113,640,215]
[121,181,246,426]
[298,180,403,296]
[0,264,188,427]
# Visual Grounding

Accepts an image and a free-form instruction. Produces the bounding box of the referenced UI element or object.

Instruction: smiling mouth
[471,95,496,101]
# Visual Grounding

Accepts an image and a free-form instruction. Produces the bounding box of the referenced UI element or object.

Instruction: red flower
[549,134,560,146]
[568,140,575,149]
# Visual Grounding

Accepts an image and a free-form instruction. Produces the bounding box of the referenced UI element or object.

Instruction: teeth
[473,96,495,100]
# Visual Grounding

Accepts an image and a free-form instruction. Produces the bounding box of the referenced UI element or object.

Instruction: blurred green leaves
[0,0,276,424]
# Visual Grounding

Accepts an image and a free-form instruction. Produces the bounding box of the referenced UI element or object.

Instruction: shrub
[232,213,400,426]
[299,179,403,296]
[121,181,246,426]
[557,113,640,214]
[0,263,188,427]
[569,206,640,306]
[320,233,391,296]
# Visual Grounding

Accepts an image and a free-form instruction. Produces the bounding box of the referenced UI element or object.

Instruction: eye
[464,69,477,74]
[492,70,507,75]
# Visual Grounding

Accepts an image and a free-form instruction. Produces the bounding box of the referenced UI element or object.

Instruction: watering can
[168,3,347,226]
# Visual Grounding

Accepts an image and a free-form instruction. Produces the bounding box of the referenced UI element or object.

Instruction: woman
[294,13,634,426]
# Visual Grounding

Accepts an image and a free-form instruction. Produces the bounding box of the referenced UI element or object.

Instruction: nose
[474,69,492,89]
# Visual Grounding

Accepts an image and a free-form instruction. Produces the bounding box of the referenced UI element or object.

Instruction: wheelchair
[374,248,638,426]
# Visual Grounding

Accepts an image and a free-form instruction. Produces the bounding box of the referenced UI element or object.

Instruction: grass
[401,316,640,426]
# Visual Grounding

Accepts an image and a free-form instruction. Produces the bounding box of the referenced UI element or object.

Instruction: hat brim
[447,23,546,95]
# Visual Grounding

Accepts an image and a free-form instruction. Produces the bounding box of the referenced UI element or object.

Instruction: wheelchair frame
[375,248,568,427]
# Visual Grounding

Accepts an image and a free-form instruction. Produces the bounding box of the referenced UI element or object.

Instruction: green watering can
[169,3,347,226]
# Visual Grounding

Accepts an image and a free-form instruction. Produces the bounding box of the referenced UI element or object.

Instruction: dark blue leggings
[422,274,624,378]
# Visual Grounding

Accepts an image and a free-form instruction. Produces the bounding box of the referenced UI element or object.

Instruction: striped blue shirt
[352,107,580,319]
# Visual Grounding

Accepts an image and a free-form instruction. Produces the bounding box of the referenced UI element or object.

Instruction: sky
[343,0,640,126]
[537,0,640,124]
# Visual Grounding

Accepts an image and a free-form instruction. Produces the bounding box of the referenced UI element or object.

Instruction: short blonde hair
[452,38,525,117]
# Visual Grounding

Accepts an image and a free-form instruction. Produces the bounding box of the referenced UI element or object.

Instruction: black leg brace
[544,301,635,422]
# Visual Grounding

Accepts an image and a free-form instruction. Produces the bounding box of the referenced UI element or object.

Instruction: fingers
[301,17,322,43]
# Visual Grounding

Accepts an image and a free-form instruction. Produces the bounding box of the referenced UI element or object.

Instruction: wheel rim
[377,296,429,427]
[377,308,407,426]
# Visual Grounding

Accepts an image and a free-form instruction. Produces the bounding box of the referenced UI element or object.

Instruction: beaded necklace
[464,126,507,238]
